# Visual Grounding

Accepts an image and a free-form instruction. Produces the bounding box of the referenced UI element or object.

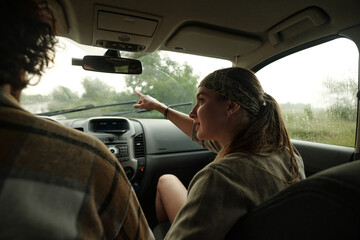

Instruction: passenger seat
[226,160,360,240]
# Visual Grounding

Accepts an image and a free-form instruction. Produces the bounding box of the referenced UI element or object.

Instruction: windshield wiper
[36,100,137,117]
[103,102,193,116]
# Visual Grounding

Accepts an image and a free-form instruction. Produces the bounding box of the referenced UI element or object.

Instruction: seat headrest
[226,160,360,240]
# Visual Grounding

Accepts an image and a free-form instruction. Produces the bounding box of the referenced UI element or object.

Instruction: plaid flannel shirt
[0,89,154,240]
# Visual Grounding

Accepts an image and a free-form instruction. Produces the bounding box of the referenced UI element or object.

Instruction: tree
[51,86,79,102]
[47,86,80,111]
[124,52,199,107]
[21,53,200,118]
[322,77,357,120]
[81,77,117,103]
[21,93,50,104]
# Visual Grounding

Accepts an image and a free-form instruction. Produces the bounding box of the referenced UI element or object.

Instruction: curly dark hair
[0,0,57,92]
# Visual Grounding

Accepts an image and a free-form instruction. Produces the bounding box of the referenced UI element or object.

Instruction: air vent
[134,134,145,158]
[74,127,84,132]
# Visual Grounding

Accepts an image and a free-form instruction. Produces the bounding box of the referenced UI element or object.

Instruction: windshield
[21,37,232,119]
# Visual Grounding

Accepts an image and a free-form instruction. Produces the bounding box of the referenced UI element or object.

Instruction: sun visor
[93,5,161,51]
[165,26,261,59]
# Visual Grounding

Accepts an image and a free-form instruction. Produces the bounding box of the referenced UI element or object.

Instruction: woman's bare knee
[157,174,180,191]
[156,174,187,223]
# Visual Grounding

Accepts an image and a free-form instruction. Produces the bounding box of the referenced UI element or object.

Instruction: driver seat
[226,160,360,240]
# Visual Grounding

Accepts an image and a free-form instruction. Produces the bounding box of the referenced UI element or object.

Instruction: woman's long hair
[212,68,299,183]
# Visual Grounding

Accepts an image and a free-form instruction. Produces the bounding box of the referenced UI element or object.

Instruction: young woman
[134,67,305,239]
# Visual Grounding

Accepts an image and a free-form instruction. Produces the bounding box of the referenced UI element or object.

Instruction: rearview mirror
[72,56,142,74]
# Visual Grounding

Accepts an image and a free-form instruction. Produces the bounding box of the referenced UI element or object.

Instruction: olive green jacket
[165,127,305,240]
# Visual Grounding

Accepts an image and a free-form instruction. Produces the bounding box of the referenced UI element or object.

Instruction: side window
[256,38,359,147]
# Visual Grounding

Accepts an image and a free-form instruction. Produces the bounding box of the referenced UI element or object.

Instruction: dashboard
[57,117,214,198]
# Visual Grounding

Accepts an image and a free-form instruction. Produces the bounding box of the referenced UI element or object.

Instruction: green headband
[199,68,261,116]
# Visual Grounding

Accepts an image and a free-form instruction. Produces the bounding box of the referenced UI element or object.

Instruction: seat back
[226,160,360,240]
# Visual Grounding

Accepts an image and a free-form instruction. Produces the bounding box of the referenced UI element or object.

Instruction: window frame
[252,35,359,147]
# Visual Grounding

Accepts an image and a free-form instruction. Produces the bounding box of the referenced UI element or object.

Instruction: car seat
[226,160,360,240]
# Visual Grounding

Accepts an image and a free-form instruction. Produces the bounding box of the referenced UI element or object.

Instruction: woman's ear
[226,100,241,116]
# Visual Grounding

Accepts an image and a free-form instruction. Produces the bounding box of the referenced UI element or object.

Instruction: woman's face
[189,86,230,144]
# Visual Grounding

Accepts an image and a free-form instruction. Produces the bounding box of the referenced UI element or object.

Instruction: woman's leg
[155,174,187,223]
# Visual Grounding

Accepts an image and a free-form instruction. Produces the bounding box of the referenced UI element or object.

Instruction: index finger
[134,90,142,97]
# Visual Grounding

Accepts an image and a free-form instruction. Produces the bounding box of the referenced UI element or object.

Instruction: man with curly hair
[0,0,154,239]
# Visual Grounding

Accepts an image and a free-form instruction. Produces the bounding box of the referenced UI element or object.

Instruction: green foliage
[82,77,118,103]
[124,52,199,106]
[304,105,314,121]
[52,86,79,101]
[21,93,51,104]
[322,77,357,121]
[47,86,80,113]
[279,76,357,147]
[281,105,355,147]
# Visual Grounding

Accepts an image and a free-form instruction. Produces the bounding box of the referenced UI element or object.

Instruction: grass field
[282,108,356,147]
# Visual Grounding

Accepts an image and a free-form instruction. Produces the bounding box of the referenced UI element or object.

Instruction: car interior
[23,0,360,238]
